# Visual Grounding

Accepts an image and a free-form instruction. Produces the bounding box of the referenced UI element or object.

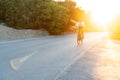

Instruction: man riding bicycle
[70,19,85,45]
[76,21,85,45]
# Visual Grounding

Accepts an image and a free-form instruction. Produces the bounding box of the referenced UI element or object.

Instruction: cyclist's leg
[77,33,81,45]
[77,29,84,45]
[78,35,83,44]
[78,34,83,44]
[77,35,80,45]
[79,34,83,43]
[80,29,84,43]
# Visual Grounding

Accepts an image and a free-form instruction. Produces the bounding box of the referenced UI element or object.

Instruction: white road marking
[10,51,37,71]
[54,40,100,80]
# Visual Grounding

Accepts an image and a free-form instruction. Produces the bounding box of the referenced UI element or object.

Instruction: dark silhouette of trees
[0,0,87,34]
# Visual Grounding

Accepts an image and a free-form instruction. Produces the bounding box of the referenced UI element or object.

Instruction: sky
[55,0,120,26]
[75,0,120,26]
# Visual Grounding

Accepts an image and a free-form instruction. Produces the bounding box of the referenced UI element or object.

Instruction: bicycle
[77,28,84,45]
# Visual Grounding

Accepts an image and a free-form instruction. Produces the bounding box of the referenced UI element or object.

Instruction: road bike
[77,29,84,45]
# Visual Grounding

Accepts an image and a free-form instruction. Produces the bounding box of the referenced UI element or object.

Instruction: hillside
[0,23,48,41]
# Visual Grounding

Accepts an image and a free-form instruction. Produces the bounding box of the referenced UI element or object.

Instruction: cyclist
[70,19,85,45]
[76,21,85,45]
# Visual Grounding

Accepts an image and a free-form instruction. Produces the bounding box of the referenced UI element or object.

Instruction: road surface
[57,36,120,80]
[0,32,120,80]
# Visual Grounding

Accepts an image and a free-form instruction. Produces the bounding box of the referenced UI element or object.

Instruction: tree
[0,0,70,34]
[57,0,87,32]
[39,1,69,34]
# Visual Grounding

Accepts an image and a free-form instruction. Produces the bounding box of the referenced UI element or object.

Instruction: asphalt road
[57,36,120,80]
[1,32,119,80]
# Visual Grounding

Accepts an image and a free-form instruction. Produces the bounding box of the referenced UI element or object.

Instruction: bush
[41,2,69,34]
[2,0,41,29]
[0,0,87,35]
[0,0,71,35]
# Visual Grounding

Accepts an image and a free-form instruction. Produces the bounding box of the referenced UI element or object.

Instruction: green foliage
[0,0,4,22]
[0,0,71,34]
[58,0,87,32]
[58,1,86,21]
[40,2,69,34]
[2,0,41,29]
[0,0,87,34]
[58,1,76,24]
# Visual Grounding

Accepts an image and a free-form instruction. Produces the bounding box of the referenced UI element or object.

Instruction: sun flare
[75,0,120,26]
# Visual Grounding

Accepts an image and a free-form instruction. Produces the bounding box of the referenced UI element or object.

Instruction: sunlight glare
[75,0,120,26]
[93,40,120,80]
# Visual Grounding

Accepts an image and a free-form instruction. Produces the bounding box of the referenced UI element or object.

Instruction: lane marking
[54,39,101,80]
[10,51,37,71]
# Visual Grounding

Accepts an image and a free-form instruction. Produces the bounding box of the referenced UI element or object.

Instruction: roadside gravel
[0,23,48,41]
